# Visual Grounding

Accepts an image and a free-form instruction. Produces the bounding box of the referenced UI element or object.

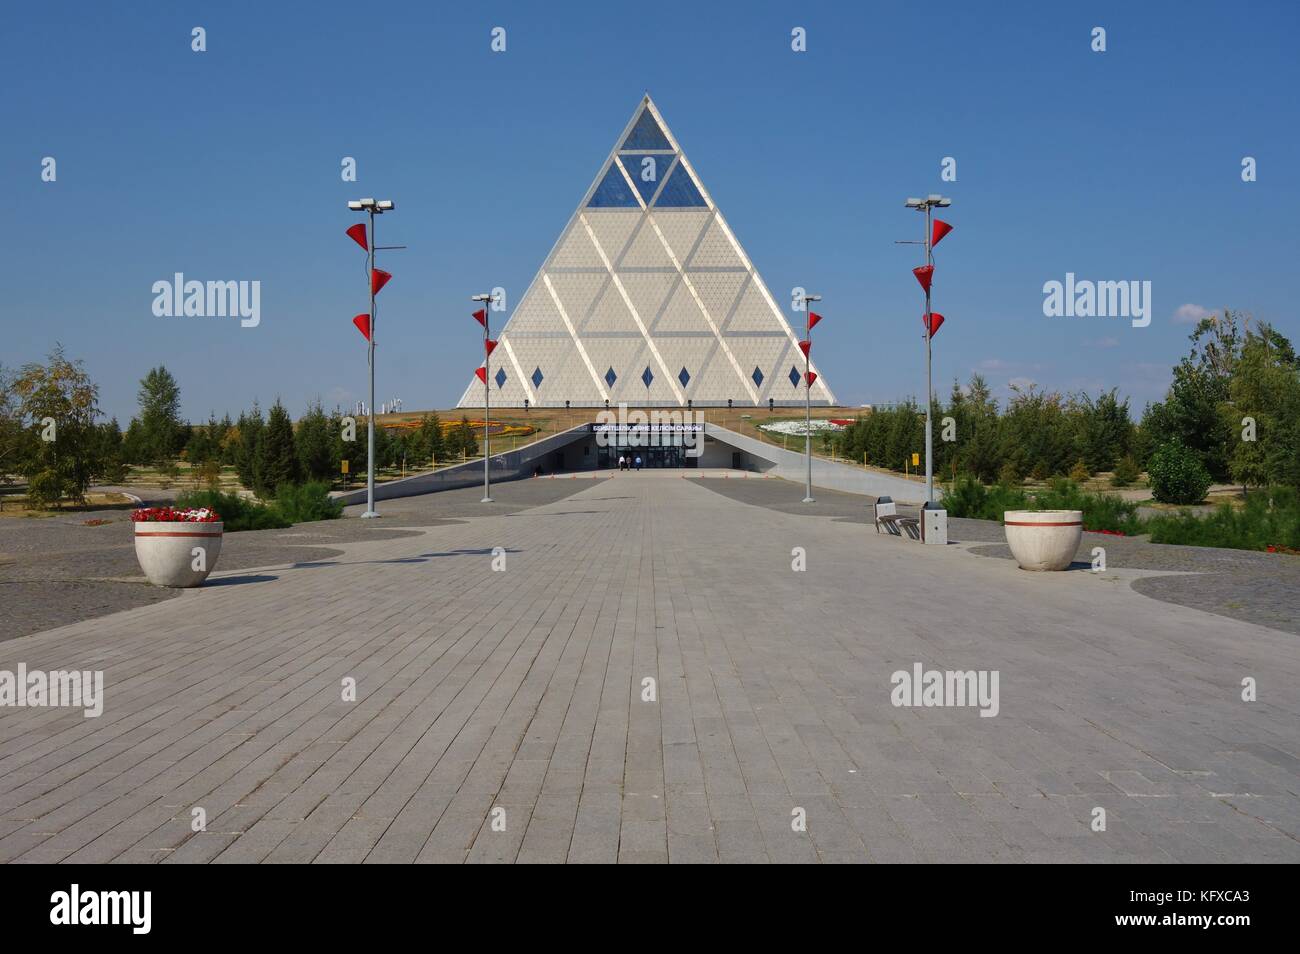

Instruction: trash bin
[921,501,947,545]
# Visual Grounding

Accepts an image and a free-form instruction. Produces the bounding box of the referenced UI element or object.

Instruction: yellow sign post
[341,459,350,474]
[912,452,920,467]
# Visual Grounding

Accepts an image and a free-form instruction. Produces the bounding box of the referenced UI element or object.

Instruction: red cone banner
[472,309,487,327]
[798,340,811,358]
[931,219,953,248]
[352,313,371,341]
[485,339,498,356]
[924,312,945,338]
[808,311,823,330]
[346,223,368,251]
[475,367,488,384]
[805,371,817,387]
[912,264,934,293]
[371,269,392,295]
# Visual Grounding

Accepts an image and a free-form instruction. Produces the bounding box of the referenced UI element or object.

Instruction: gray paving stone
[1,473,1295,863]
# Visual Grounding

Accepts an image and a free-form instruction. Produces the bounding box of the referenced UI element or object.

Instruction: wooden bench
[874,497,920,540]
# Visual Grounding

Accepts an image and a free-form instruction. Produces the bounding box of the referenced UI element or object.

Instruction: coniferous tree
[295,401,334,482]
[257,400,300,495]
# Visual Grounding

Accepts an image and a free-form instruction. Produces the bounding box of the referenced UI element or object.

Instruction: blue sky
[3,0,1297,424]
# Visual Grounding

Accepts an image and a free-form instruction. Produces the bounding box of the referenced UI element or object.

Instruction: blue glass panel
[531,367,544,388]
[655,162,706,207]
[641,366,654,388]
[788,366,801,387]
[495,368,507,388]
[621,154,668,203]
[605,367,617,387]
[678,366,690,387]
[588,165,638,208]
[752,366,764,387]
[621,108,672,150]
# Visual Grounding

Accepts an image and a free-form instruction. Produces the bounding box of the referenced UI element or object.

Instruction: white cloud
[1089,337,1120,349]
[1172,303,1211,325]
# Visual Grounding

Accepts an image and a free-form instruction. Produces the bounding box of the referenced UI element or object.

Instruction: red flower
[131,507,221,523]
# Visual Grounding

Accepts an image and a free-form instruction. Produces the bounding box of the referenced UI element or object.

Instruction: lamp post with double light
[346,197,397,518]
[797,292,822,503]
[902,194,952,505]
[471,292,499,503]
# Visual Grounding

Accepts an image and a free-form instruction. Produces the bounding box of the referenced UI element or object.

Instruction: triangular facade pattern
[458,95,835,408]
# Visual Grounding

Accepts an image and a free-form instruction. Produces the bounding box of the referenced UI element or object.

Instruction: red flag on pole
[472,309,487,326]
[798,340,811,357]
[912,264,934,293]
[475,367,487,384]
[371,269,392,294]
[924,312,945,337]
[485,339,498,356]
[808,311,823,330]
[805,371,817,387]
[352,313,371,341]
[346,223,368,251]
[931,219,953,248]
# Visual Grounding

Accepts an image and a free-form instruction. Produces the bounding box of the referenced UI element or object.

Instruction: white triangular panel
[458,95,835,408]
[548,220,604,269]
[652,208,712,263]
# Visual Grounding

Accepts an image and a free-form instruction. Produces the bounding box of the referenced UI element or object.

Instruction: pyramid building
[457,95,835,409]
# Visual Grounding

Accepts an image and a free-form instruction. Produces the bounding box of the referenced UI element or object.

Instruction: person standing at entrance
[634,455,642,471]
[618,454,625,471]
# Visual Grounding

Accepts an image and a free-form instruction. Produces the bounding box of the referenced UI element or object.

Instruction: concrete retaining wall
[334,424,591,506]
[705,423,925,502]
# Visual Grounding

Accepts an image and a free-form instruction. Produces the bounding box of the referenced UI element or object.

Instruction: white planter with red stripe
[1003,510,1082,571]
[134,521,224,587]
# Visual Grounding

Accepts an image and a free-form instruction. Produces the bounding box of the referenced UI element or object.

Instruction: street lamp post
[799,292,821,503]
[903,194,951,505]
[472,292,497,503]
[347,197,396,519]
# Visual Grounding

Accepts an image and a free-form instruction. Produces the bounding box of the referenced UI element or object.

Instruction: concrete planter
[1003,510,1082,571]
[134,521,223,587]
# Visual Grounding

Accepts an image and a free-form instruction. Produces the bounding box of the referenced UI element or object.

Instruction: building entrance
[596,443,686,469]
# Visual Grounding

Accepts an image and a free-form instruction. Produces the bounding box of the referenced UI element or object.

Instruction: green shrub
[941,475,1029,521]
[174,489,289,531]
[944,476,1141,533]
[1148,441,1212,504]
[1068,460,1091,483]
[1032,478,1142,533]
[1146,486,1300,551]
[1111,454,1140,488]
[273,481,342,524]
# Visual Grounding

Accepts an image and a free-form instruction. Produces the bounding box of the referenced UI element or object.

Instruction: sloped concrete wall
[705,423,925,502]
[334,424,591,506]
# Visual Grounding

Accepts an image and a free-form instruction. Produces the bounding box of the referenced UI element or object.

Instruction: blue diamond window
[531,367,544,388]
[678,366,690,387]
[495,368,507,388]
[605,367,617,387]
[752,366,764,387]
[641,366,654,388]
[789,366,801,387]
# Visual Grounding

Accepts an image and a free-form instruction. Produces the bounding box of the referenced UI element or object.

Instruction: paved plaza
[0,474,1297,863]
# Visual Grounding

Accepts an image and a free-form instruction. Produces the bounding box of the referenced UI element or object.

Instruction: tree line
[836,311,1299,500]
[0,355,479,507]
